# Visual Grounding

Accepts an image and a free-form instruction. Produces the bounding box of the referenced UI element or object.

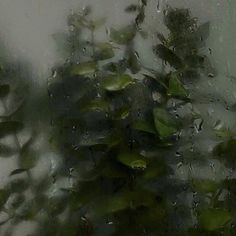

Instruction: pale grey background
[0,0,235,235]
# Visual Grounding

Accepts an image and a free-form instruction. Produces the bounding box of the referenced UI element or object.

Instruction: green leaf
[153,108,178,139]
[142,161,168,179]
[154,44,183,69]
[198,208,232,231]
[213,139,236,161]
[7,179,29,193]
[90,17,107,29]
[167,74,188,98]
[0,84,10,98]
[19,137,37,169]
[135,9,145,26]
[101,74,135,91]
[110,25,136,45]
[80,99,110,112]
[94,43,114,60]
[0,189,9,208]
[94,190,155,215]
[9,168,28,176]
[70,62,97,75]
[125,4,138,12]
[127,51,141,74]
[132,120,156,134]
[191,178,220,193]
[77,133,110,147]
[0,121,23,138]
[112,106,130,120]
[223,178,236,192]
[102,59,127,73]
[117,153,147,170]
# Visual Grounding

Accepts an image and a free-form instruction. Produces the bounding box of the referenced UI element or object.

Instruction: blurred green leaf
[110,25,136,45]
[9,168,28,176]
[153,108,178,139]
[135,10,145,26]
[112,106,130,120]
[19,137,37,169]
[223,178,236,193]
[70,62,97,75]
[198,208,232,231]
[94,42,115,60]
[102,60,127,73]
[81,99,110,112]
[191,178,220,194]
[167,74,188,98]
[117,153,147,170]
[0,189,9,208]
[213,139,236,161]
[90,17,106,29]
[132,120,156,134]
[125,4,138,12]
[142,161,168,179]
[0,84,10,98]
[127,51,141,74]
[0,121,23,138]
[154,44,183,69]
[101,74,135,91]
[95,190,155,215]
[7,179,29,193]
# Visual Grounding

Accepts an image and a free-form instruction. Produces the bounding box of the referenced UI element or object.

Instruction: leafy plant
[0,2,225,236]
[44,3,219,236]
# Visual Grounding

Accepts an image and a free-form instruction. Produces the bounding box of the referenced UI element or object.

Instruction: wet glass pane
[0,0,235,235]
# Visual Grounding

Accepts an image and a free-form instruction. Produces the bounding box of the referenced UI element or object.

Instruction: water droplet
[194,118,203,133]
[175,152,181,157]
[208,73,215,78]
[157,0,161,13]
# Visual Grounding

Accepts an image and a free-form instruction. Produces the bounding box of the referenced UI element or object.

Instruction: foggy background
[0,0,235,235]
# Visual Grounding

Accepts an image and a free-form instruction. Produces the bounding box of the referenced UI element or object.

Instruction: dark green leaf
[213,139,236,161]
[127,51,141,74]
[112,106,130,120]
[102,60,127,73]
[135,10,145,26]
[198,208,232,231]
[110,25,136,45]
[0,121,23,138]
[153,108,178,139]
[132,120,156,134]
[0,84,10,98]
[94,190,155,215]
[117,153,147,170]
[142,161,168,179]
[9,168,28,176]
[154,44,183,69]
[7,179,29,193]
[167,73,188,98]
[0,189,9,208]
[156,32,167,44]
[19,137,37,169]
[125,4,138,12]
[101,74,135,91]
[191,178,220,193]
